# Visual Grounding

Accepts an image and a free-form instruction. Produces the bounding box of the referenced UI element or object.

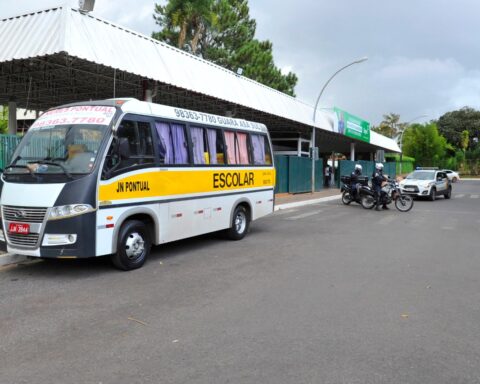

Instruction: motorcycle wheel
[361,195,375,209]
[395,195,414,212]
[342,191,352,205]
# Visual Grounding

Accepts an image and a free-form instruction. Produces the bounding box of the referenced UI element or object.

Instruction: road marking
[470,195,479,199]
[455,194,465,198]
[286,210,323,220]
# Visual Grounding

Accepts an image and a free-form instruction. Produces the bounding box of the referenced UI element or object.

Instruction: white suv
[399,169,452,200]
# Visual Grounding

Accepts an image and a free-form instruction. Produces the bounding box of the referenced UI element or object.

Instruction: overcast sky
[1,0,479,125]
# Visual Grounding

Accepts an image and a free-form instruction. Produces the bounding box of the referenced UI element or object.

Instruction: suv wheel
[429,187,436,201]
[444,186,452,199]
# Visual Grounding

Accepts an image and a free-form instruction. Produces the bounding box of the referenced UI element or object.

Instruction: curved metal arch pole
[311,57,368,193]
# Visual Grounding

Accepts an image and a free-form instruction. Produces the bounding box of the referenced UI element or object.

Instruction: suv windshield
[4,106,115,177]
[406,171,435,180]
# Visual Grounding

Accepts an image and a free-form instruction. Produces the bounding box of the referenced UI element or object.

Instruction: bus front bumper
[0,212,96,258]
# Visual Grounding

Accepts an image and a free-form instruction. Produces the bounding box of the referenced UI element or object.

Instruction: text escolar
[213,172,254,189]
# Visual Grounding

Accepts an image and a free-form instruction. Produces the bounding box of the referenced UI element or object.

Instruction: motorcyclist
[350,164,362,199]
[372,163,388,210]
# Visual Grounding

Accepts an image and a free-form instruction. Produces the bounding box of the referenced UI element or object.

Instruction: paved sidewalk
[0,188,341,268]
[275,188,341,210]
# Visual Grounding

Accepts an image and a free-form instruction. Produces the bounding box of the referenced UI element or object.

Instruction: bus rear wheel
[225,205,250,240]
[111,220,151,271]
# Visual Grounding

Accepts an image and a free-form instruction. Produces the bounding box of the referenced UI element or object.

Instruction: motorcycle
[340,176,373,206]
[360,178,414,212]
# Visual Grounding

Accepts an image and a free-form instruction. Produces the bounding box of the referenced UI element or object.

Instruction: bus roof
[56,98,268,134]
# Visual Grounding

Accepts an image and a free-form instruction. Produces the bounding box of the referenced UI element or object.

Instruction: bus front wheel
[111,220,151,271]
[225,205,250,240]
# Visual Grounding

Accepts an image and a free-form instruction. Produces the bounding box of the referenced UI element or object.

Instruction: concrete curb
[274,194,341,211]
[0,194,342,268]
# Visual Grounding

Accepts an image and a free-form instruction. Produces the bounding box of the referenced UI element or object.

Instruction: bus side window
[136,121,155,164]
[154,121,189,165]
[102,120,155,178]
[208,128,225,165]
[190,126,225,165]
[225,130,250,165]
[191,126,206,164]
[251,134,272,165]
[116,121,137,169]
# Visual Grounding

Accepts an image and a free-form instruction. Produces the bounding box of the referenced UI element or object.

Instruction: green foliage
[202,0,256,67]
[465,147,480,175]
[152,0,298,96]
[0,106,8,134]
[152,0,215,54]
[384,153,415,162]
[437,107,480,150]
[371,113,405,138]
[402,123,447,167]
[460,130,469,152]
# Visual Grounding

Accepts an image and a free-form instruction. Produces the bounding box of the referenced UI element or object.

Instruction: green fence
[396,161,414,175]
[0,135,22,169]
[274,155,323,194]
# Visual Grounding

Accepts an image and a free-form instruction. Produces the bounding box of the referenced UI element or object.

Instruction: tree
[437,107,480,150]
[152,0,215,55]
[152,0,298,96]
[230,39,297,96]
[371,113,405,138]
[460,130,469,152]
[202,0,256,67]
[402,123,447,167]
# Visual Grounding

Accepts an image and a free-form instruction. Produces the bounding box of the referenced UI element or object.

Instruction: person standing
[324,164,331,187]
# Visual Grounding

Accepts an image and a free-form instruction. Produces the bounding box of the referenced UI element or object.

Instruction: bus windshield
[5,106,115,177]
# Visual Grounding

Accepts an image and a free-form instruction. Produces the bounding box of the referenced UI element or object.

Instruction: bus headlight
[48,204,94,220]
[42,234,77,246]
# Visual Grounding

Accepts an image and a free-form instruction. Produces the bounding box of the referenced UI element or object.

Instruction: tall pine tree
[152,0,297,96]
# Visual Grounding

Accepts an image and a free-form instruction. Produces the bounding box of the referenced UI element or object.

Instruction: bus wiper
[36,160,73,179]
[5,155,21,169]
[4,164,40,180]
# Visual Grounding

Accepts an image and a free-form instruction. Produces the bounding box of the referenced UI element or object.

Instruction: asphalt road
[1,181,480,384]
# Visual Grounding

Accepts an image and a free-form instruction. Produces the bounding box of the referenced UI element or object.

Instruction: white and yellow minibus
[0,99,275,270]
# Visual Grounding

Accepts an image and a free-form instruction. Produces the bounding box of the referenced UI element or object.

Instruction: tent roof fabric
[0,6,400,152]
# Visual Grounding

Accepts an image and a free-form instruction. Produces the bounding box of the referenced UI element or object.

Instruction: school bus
[0,99,275,270]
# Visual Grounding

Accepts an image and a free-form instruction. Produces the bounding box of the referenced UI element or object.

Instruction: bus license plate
[8,222,30,235]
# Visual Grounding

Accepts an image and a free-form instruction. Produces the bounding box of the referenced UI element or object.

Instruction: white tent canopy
[0,6,400,153]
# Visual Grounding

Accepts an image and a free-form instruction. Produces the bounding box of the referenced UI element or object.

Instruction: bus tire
[225,205,250,241]
[111,220,151,271]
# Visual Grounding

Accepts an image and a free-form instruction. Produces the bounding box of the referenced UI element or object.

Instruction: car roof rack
[415,167,438,170]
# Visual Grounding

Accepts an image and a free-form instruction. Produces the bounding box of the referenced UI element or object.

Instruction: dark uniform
[372,168,388,210]
[350,169,361,198]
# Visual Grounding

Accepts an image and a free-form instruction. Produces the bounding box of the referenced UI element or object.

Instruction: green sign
[333,107,370,143]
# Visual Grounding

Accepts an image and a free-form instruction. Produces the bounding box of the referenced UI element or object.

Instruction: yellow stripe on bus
[99,168,275,201]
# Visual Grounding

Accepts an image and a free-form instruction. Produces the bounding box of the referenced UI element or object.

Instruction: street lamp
[398,114,428,175]
[311,57,368,193]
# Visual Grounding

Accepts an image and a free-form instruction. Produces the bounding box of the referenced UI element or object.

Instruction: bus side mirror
[118,137,130,159]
